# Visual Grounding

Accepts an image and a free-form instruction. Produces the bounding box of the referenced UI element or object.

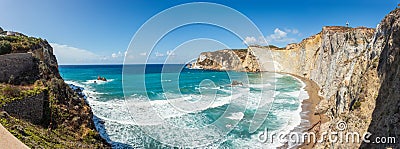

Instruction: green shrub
[2,85,20,98]
[0,40,12,55]
[353,100,362,109]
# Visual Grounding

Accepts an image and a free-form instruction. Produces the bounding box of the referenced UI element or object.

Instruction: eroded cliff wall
[190,8,400,148]
[360,8,400,148]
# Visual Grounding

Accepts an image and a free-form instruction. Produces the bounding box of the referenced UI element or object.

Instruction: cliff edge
[0,31,110,148]
[190,8,400,148]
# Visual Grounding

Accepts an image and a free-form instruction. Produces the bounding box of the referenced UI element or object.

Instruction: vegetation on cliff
[0,81,46,107]
[0,31,110,148]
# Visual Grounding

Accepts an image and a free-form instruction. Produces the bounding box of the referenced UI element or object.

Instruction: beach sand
[291,75,329,149]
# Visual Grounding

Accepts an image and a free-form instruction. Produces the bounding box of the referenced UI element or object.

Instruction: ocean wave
[65,73,309,148]
[226,112,244,120]
[80,89,248,126]
[283,90,301,97]
[83,79,115,85]
[247,83,272,88]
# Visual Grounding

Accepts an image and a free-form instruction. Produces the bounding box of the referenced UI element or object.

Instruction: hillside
[0,32,110,148]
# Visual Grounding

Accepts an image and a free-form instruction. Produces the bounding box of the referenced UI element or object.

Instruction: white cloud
[51,43,124,64]
[166,50,175,56]
[244,28,299,47]
[111,51,123,58]
[266,28,297,44]
[139,52,147,56]
[244,36,257,44]
[155,51,164,57]
[243,36,267,45]
[111,53,118,58]
[285,28,300,35]
[51,43,103,64]
[269,28,288,40]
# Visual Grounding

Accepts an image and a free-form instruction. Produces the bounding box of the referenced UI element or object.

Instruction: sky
[0,0,397,64]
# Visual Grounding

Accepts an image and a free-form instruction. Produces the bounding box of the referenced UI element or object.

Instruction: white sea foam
[83,79,114,85]
[65,80,86,88]
[226,112,244,120]
[284,90,301,97]
[73,87,247,126]
[65,72,310,148]
[227,74,310,149]
[231,103,304,149]
[247,83,272,88]
[271,74,309,148]
[289,76,309,101]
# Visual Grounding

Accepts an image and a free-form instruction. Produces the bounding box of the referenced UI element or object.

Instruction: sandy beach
[291,75,328,149]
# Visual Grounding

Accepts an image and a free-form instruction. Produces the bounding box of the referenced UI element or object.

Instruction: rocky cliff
[0,32,110,148]
[360,8,400,148]
[191,49,261,72]
[190,9,400,148]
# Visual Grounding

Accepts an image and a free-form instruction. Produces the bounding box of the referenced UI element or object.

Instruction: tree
[0,40,12,55]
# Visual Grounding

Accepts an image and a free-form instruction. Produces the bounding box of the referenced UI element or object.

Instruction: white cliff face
[250,27,378,148]
[192,26,375,117]
[191,9,400,148]
[191,26,378,148]
[245,27,376,117]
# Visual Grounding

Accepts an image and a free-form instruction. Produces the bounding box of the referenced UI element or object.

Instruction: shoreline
[65,73,327,148]
[67,83,132,148]
[288,74,328,148]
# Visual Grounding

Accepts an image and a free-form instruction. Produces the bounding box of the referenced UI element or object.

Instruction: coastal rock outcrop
[0,32,110,148]
[191,49,261,72]
[190,8,400,148]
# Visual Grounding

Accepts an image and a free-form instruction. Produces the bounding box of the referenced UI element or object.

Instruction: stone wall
[1,91,49,125]
[0,53,40,85]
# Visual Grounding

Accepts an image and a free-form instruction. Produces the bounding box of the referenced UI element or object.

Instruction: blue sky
[0,0,397,64]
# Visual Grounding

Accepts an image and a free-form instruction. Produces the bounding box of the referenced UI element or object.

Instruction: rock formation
[360,8,400,148]
[0,32,110,148]
[191,49,261,72]
[190,8,400,149]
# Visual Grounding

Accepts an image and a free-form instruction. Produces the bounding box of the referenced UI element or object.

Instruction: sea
[59,64,309,149]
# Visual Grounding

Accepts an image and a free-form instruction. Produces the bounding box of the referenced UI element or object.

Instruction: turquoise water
[59,64,308,148]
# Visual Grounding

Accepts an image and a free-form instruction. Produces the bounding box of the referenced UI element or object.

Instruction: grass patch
[0,81,47,107]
